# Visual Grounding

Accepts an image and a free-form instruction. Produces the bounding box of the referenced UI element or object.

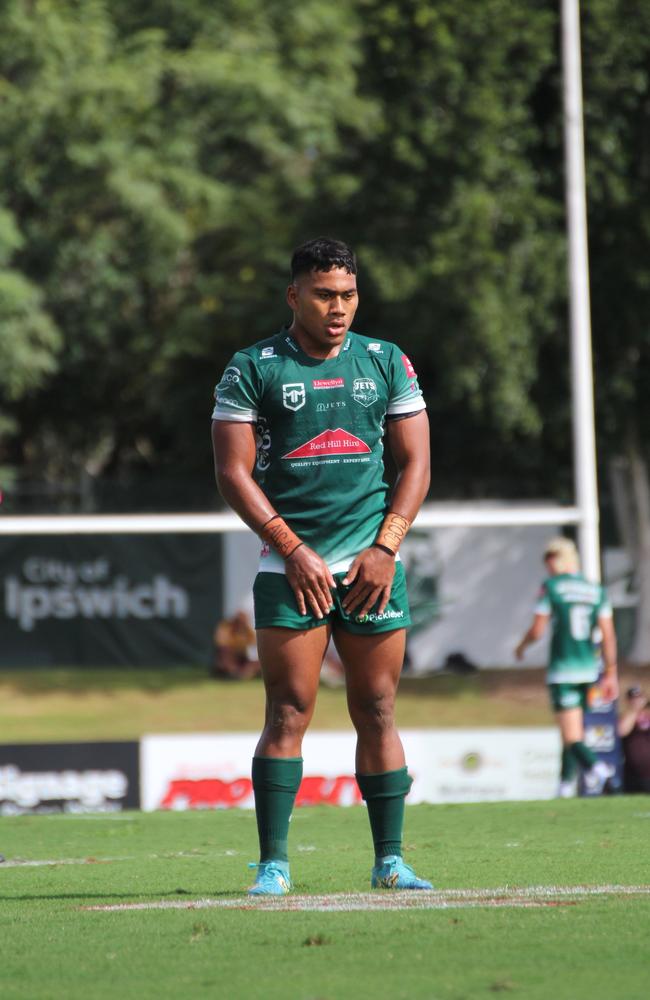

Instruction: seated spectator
[212,610,261,680]
[617,686,650,793]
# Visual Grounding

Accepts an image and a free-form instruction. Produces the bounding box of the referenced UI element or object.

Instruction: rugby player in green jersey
[515,536,619,798]
[211,237,432,895]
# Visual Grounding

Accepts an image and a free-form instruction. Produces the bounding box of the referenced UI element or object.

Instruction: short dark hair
[290,237,357,281]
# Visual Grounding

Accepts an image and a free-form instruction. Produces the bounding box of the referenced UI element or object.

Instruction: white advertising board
[141,728,560,811]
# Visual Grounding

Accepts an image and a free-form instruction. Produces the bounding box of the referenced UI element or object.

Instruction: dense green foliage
[1,802,649,999]
[0,0,648,508]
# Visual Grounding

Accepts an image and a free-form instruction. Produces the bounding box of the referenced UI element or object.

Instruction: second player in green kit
[516,536,619,798]
[212,237,432,895]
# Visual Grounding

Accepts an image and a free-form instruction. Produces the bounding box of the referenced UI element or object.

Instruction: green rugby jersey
[212,329,425,573]
[534,573,612,683]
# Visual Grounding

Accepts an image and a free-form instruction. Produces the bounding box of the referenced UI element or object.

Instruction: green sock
[356,766,413,861]
[570,741,597,771]
[561,746,577,782]
[252,756,303,863]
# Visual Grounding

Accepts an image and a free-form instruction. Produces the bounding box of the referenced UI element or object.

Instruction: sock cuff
[253,756,303,763]
[355,766,412,801]
[252,756,303,793]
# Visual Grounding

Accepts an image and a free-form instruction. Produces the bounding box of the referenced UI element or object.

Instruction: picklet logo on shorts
[356,609,405,624]
[282,383,305,411]
[282,428,371,460]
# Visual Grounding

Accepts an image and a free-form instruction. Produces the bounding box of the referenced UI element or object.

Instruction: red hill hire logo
[283,428,371,460]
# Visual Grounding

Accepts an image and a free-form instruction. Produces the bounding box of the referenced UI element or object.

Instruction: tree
[304,0,568,498]
[0,205,59,485]
[580,0,650,659]
[0,0,373,505]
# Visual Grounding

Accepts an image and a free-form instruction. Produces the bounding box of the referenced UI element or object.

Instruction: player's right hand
[284,545,336,619]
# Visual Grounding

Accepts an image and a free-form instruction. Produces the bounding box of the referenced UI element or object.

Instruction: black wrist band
[285,542,304,560]
[261,514,282,530]
[373,542,396,557]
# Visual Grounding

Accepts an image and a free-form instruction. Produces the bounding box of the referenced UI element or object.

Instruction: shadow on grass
[0,889,243,902]
[397,669,547,700]
[0,667,553,698]
[0,667,264,694]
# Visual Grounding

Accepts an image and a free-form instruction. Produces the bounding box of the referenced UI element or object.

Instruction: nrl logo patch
[352,377,378,408]
[282,383,305,411]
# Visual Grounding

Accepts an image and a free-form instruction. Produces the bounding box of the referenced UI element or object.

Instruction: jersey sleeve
[385,345,426,418]
[534,582,551,615]
[212,352,261,422]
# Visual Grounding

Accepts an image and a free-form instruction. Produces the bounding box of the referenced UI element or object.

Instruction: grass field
[1,667,649,998]
[1,665,649,742]
[1,799,649,999]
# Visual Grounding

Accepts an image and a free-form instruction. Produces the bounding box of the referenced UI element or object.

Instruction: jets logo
[282,383,305,411]
[352,377,378,408]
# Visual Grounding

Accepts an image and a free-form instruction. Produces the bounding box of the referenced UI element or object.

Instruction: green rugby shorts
[548,682,591,713]
[253,561,411,633]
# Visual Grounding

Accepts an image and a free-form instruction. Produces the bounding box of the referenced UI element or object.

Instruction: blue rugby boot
[248,861,291,896]
[371,855,432,890]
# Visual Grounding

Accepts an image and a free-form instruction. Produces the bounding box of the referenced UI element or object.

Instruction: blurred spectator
[212,610,261,680]
[617,686,650,793]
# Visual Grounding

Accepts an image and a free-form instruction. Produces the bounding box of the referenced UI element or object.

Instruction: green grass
[2,664,648,742]
[1,799,649,999]
[0,667,558,742]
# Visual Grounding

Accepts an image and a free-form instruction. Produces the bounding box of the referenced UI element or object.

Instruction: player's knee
[267,698,312,738]
[348,691,395,734]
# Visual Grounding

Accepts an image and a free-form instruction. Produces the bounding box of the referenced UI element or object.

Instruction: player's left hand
[341,547,396,617]
[601,673,619,702]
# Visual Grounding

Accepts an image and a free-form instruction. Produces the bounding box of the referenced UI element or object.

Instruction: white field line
[1,856,131,868]
[0,850,241,868]
[83,884,650,913]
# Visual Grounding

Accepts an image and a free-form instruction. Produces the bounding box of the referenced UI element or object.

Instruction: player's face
[287,267,358,358]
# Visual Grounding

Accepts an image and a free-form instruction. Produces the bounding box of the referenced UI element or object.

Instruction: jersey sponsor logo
[282,428,371,460]
[215,395,249,410]
[285,336,299,352]
[317,401,346,411]
[401,354,416,378]
[352,377,378,407]
[282,383,306,411]
[367,342,383,353]
[260,346,275,358]
[216,366,241,393]
[312,378,344,390]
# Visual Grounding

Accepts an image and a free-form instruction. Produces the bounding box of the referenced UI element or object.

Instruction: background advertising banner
[0,533,222,666]
[140,728,560,810]
[579,676,624,796]
[0,741,140,815]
